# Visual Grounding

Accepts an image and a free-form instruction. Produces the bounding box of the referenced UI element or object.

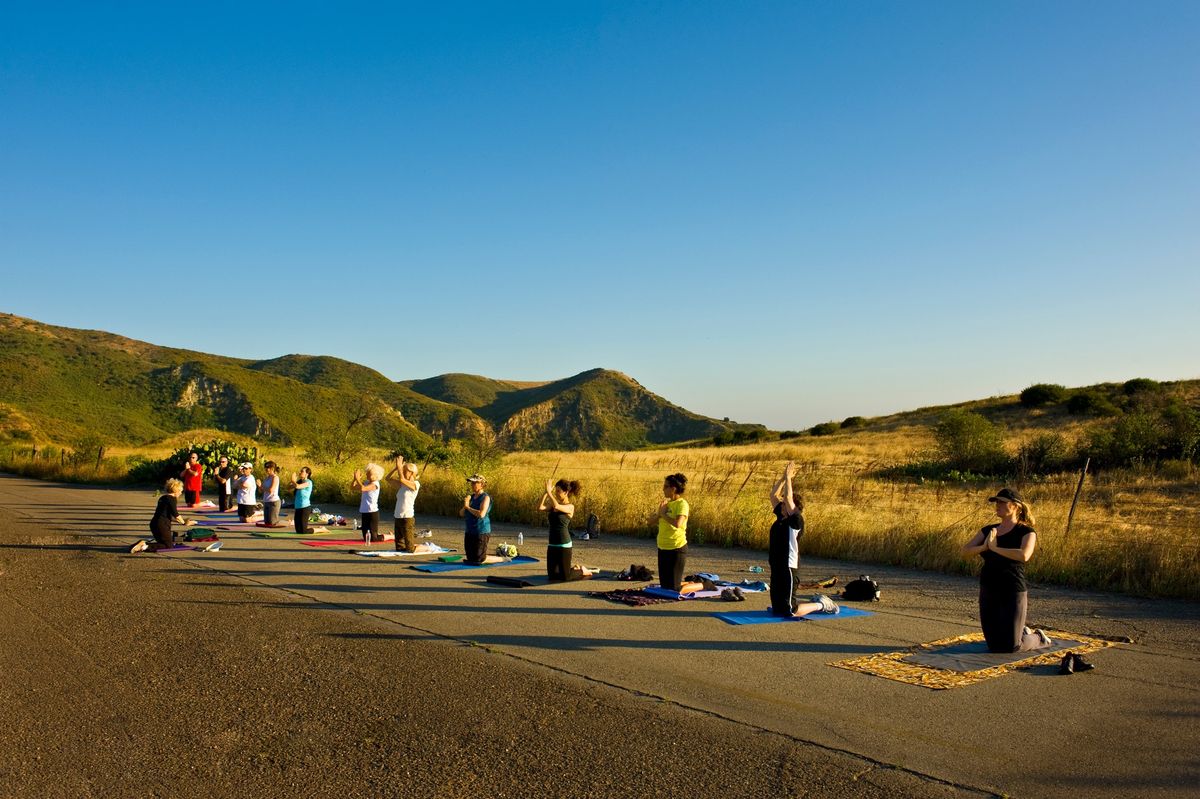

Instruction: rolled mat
[411,556,539,573]
[714,607,875,625]
[485,575,535,587]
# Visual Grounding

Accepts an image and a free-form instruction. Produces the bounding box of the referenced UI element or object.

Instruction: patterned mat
[831,630,1115,689]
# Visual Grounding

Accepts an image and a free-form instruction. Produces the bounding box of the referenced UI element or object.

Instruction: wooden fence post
[1064,457,1090,540]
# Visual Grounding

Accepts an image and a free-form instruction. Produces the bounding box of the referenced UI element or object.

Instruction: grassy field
[5,423,1196,599]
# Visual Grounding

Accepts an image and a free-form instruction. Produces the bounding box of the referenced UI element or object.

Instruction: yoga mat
[411,556,539,573]
[249,529,353,538]
[150,544,193,552]
[714,607,875,625]
[901,637,1083,672]
[354,547,453,557]
[298,538,387,547]
[486,575,536,588]
[643,586,724,601]
[253,522,291,529]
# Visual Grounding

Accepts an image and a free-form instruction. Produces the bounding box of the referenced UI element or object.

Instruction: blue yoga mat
[411,555,539,573]
[714,606,875,625]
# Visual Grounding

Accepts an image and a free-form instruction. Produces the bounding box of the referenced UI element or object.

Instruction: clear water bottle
[749,565,765,573]
[517,532,524,546]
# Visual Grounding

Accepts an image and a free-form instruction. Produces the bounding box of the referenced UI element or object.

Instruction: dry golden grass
[4,426,1198,598]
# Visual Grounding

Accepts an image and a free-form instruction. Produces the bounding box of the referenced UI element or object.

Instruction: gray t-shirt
[393,480,420,518]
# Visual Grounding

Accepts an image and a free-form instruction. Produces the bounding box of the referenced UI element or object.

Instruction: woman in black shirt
[962,487,1052,653]
[131,478,194,553]
[537,478,593,582]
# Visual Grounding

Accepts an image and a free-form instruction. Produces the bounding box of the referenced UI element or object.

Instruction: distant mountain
[406,368,736,449]
[0,313,751,450]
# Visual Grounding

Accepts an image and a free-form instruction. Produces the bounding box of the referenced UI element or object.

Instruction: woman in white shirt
[234,462,258,523]
[385,455,421,552]
[261,460,282,526]
[352,463,384,544]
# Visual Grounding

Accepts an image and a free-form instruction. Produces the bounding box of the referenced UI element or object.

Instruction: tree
[934,410,1007,472]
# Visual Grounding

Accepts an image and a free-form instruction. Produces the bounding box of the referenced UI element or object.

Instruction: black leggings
[768,524,800,615]
[547,546,580,582]
[183,489,199,507]
[361,511,380,541]
[149,520,174,548]
[218,488,233,512]
[979,585,1028,653]
[657,546,688,592]
[294,506,311,535]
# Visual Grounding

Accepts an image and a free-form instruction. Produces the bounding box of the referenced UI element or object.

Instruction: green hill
[0,313,748,451]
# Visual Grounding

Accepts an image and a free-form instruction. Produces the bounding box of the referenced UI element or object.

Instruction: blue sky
[2,1,1197,429]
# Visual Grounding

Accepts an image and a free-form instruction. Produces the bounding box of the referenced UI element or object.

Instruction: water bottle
[749,565,764,573]
[517,532,524,546]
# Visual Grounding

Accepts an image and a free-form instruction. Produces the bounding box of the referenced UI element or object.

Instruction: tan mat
[831,630,1114,689]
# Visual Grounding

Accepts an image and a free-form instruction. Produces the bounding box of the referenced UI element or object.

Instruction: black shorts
[465,532,491,564]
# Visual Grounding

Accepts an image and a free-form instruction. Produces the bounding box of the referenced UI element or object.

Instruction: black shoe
[1072,653,1096,672]
[1058,652,1075,675]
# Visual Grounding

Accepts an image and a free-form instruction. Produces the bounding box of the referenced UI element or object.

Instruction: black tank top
[979,523,1034,593]
[548,509,571,545]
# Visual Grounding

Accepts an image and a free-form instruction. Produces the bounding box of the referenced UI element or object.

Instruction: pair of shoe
[1058,652,1097,675]
[720,587,745,602]
[129,540,149,554]
[812,593,840,614]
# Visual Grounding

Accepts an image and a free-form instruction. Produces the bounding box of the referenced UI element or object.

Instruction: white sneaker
[203,541,222,552]
[129,540,149,554]
[417,529,433,539]
[812,593,840,614]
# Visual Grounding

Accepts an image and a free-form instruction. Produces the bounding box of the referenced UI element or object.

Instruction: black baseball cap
[987,487,1024,504]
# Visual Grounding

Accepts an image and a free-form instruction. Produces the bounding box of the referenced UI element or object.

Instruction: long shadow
[175,579,621,599]
[331,630,887,655]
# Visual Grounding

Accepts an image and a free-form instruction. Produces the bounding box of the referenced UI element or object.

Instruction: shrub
[1018,433,1073,475]
[934,409,1007,472]
[1067,390,1121,417]
[840,416,866,429]
[1123,378,1160,396]
[1086,412,1166,467]
[1019,384,1068,407]
[810,422,840,437]
[778,430,802,440]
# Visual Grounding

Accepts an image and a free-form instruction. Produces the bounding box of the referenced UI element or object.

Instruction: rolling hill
[0,313,751,450]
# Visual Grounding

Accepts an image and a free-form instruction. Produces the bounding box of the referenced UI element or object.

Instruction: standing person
[130,478,195,553]
[213,456,234,512]
[962,488,1053,653]
[385,456,421,553]
[234,462,258,522]
[260,461,282,526]
[352,463,384,544]
[291,467,314,535]
[654,473,690,592]
[460,474,493,564]
[179,452,205,507]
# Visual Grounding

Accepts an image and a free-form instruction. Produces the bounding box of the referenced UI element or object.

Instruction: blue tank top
[465,492,491,534]
[294,481,313,509]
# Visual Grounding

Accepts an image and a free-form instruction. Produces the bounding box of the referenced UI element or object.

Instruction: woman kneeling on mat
[130,478,195,553]
[461,474,503,564]
[385,456,420,552]
[537,478,594,582]
[261,461,282,526]
[962,487,1052,653]
[654,473,690,592]
[234,462,258,522]
[291,467,314,534]
[352,463,384,543]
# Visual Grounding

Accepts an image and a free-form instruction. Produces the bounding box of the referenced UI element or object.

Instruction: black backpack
[841,575,880,602]
[586,513,600,538]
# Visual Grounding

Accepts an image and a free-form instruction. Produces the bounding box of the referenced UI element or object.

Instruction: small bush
[1086,412,1166,467]
[840,416,866,429]
[1067,390,1121,417]
[778,430,802,440]
[1123,378,1160,396]
[1160,459,1194,480]
[934,409,1007,472]
[1019,384,1068,407]
[810,422,840,437]
[1018,433,1073,475]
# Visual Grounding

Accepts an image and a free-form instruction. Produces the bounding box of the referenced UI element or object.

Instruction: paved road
[2,474,1196,798]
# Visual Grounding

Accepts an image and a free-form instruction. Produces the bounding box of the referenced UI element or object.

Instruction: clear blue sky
[2,1,1197,430]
